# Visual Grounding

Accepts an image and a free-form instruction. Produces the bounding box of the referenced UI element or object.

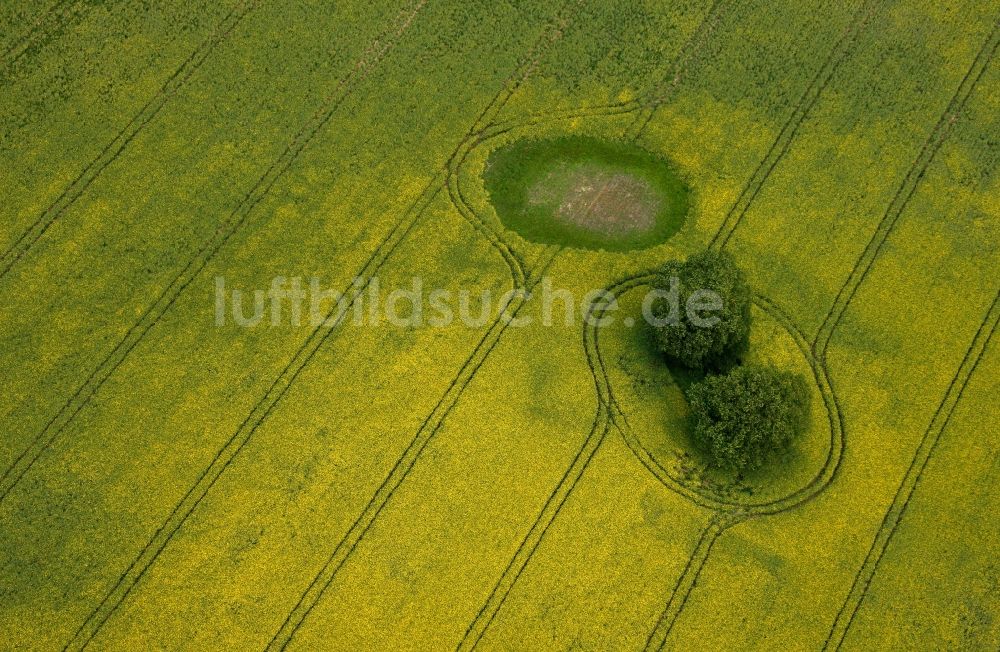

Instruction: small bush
[649,250,751,372]
[685,364,811,472]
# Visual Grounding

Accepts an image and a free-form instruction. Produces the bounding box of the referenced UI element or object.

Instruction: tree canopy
[685,364,811,472]
[649,250,751,372]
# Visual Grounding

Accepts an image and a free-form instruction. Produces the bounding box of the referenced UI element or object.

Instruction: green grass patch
[483,135,689,251]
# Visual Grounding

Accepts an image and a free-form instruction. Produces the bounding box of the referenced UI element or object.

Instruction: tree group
[649,251,811,473]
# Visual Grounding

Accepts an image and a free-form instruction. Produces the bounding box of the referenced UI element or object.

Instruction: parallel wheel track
[0,0,262,281]
[0,0,418,507]
[646,12,1000,651]
[58,2,431,648]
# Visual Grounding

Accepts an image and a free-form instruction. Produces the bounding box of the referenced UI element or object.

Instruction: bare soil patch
[529,166,662,237]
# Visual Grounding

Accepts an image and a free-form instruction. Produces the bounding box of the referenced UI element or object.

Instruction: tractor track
[55,1,431,647]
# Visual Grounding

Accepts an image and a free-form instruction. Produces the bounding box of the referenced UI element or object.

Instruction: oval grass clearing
[483,136,689,251]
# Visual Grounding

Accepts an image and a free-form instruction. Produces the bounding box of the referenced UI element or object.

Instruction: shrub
[685,364,811,472]
[649,250,751,372]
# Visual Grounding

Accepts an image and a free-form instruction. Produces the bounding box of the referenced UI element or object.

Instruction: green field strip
[724,2,998,338]
[67,204,516,650]
[0,2,246,252]
[0,0,90,75]
[636,0,864,249]
[472,436,708,651]
[0,2,255,279]
[0,0,420,491]
[812,16,1000,355]
[840,342,1000,650]
[489,0,722,119]
[0,3,576,648]
[659,93,1000,648]
[825,291,999,649]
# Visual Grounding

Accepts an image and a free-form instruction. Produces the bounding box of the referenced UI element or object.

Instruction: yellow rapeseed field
[0,0,996,650]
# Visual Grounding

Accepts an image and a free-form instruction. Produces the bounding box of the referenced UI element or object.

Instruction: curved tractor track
[459,0,880,646]
[270,1,733,648]
[7,0,989,648]
[644,10,1000,652]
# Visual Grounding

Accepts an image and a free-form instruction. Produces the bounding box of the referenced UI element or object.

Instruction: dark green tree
[685,364,811,472]
[648,250,751,372]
